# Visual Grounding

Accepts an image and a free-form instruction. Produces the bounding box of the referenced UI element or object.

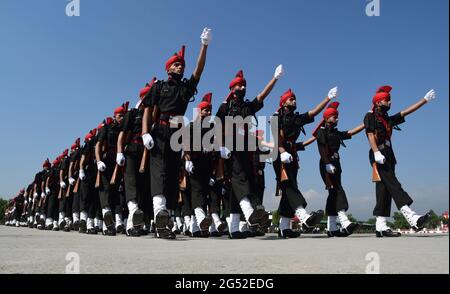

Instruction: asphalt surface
[0,225,448,274]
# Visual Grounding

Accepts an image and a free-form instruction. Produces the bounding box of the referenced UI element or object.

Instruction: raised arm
[257,65,283,103]
[308,87,338,117]
[348,123,365,137]
[192,27,212,81]
[400,89,436,117]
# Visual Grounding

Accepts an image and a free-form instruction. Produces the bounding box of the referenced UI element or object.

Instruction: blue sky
[0,0,448,220]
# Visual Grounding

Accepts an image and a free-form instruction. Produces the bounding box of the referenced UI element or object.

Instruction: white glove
[97,161,106,172]
[45,187,51,196]
[274,64,284,79]
[221,188,227,196]
[209,178,215,186]
[79,169,86,181]
[280,152,293,163]
[60,181,67,189]
[185,160,194,174]
[424,89,436,102]
[116,153,126,166]
[69,177,76,186]
[328,86,338,99]
[41,192,45,198]
[219,146,231,159]
[374,151,386,164]
[325,163,336,174]
[33,192,38,198]
[200,27,212,45]
[142,133,154,150]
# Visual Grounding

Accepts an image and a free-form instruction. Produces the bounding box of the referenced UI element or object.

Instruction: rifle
[73,177,80,193]
[178,191,183,204]
[215,158,225,181]
[279,129,289,183]
[95,170,101,188]
[57,186,63,199]
[139,148,149,173]
[371,133,382,182]
[110,164,120,185]
[179,170,187,191]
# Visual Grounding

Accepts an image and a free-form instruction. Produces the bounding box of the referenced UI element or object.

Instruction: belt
[377,140,391,150]
[330,152,339,160]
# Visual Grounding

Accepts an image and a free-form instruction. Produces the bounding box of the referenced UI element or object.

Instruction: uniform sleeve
[121,111,132,132]
[142,82,160,108]
[364,112,376,133]
[295,142,306,151]
[249,97,264,114]
[97,126,107,143]
[215,103,227,124]
[186,75,200,94]
[389,112,406,126]
[316,128,327,145]
[339,131,352,141]
[298,111,315,126]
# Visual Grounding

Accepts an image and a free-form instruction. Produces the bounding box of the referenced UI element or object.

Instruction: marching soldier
[141,27,212,239]
[216,66,284,239]
[96,105,126,236]
[67,138,82,231]
[274,87,337,238]
[312,102,364,237]
[116,79,158,237]
[364,86,436,237]
[78,128,100,234]
[57,149,70,230]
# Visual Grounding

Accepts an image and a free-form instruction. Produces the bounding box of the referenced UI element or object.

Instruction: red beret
[71,138,80,150]
[62,149,69,157]
[165,46,185,72]
[229,70,246,89]
[42,158,51,169]
[197,92,212,110]
[114,101,129,115]
[279,89,296,109]
[139,77,157,99]
[373,85,392,105]
[84,129,97,142]
[313,101,340,137]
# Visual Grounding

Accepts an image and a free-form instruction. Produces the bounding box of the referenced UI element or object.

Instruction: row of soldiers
[4,27,437,239]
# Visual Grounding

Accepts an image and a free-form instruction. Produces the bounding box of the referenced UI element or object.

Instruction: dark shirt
[316,126,351,155]
[364,111,405,145]
[122,108,144,135]
[142,75,199,116]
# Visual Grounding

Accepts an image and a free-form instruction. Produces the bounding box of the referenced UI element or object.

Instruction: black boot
[228,231,247,239]
[341,222,359,236]
[414,211,432,232]
[79,220,87,233]
[156,228,176,239]
[301,210,324,232]
[278,229,301,239]
[248,205,269,227]
[376,229,401,238]
[126,227,141,237]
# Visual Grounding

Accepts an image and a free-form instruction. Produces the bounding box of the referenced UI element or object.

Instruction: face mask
[169,72,183,81]
[234,89,246,100]
[379,105,391,112]
[286,104,297,112]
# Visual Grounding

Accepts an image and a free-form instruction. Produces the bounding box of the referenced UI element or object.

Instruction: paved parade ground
[0,225,448,274]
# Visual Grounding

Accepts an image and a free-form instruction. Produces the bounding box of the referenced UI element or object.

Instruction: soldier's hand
[328,86,338,99]
[280,151,293,163]
[219,146,231,159]
[33,192,38,198]
[69,177,76,186]
[325,163,336,174]
[374,151,386,164]
[274,64,284,80]
[60,181,67,189]
[209,178,215,186]
[142,133,154,150]
[185,160,194,174]
[200,27,212,45]
[45,187,51,195]
[116,153,126,166]
[79,169,86,180]
[424,89,436,102]
[97,161,106,172]
[41,192,45,198]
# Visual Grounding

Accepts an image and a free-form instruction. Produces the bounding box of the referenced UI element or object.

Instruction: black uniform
[142,75,199,210]
[97,120,122,212]
[59,156,70,217]
[121,107,152,219]
[69,149,81,218]
[46,164,60,222]
[216,97,264,214]
[274,109,314,218]
[364,110,412,217]
[316,125,352,216]
[79,138,100,221]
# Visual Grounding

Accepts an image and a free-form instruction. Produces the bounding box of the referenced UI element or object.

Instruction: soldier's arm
[348,123,365,137]
[117,131,125,154]
[308,97,331,118]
